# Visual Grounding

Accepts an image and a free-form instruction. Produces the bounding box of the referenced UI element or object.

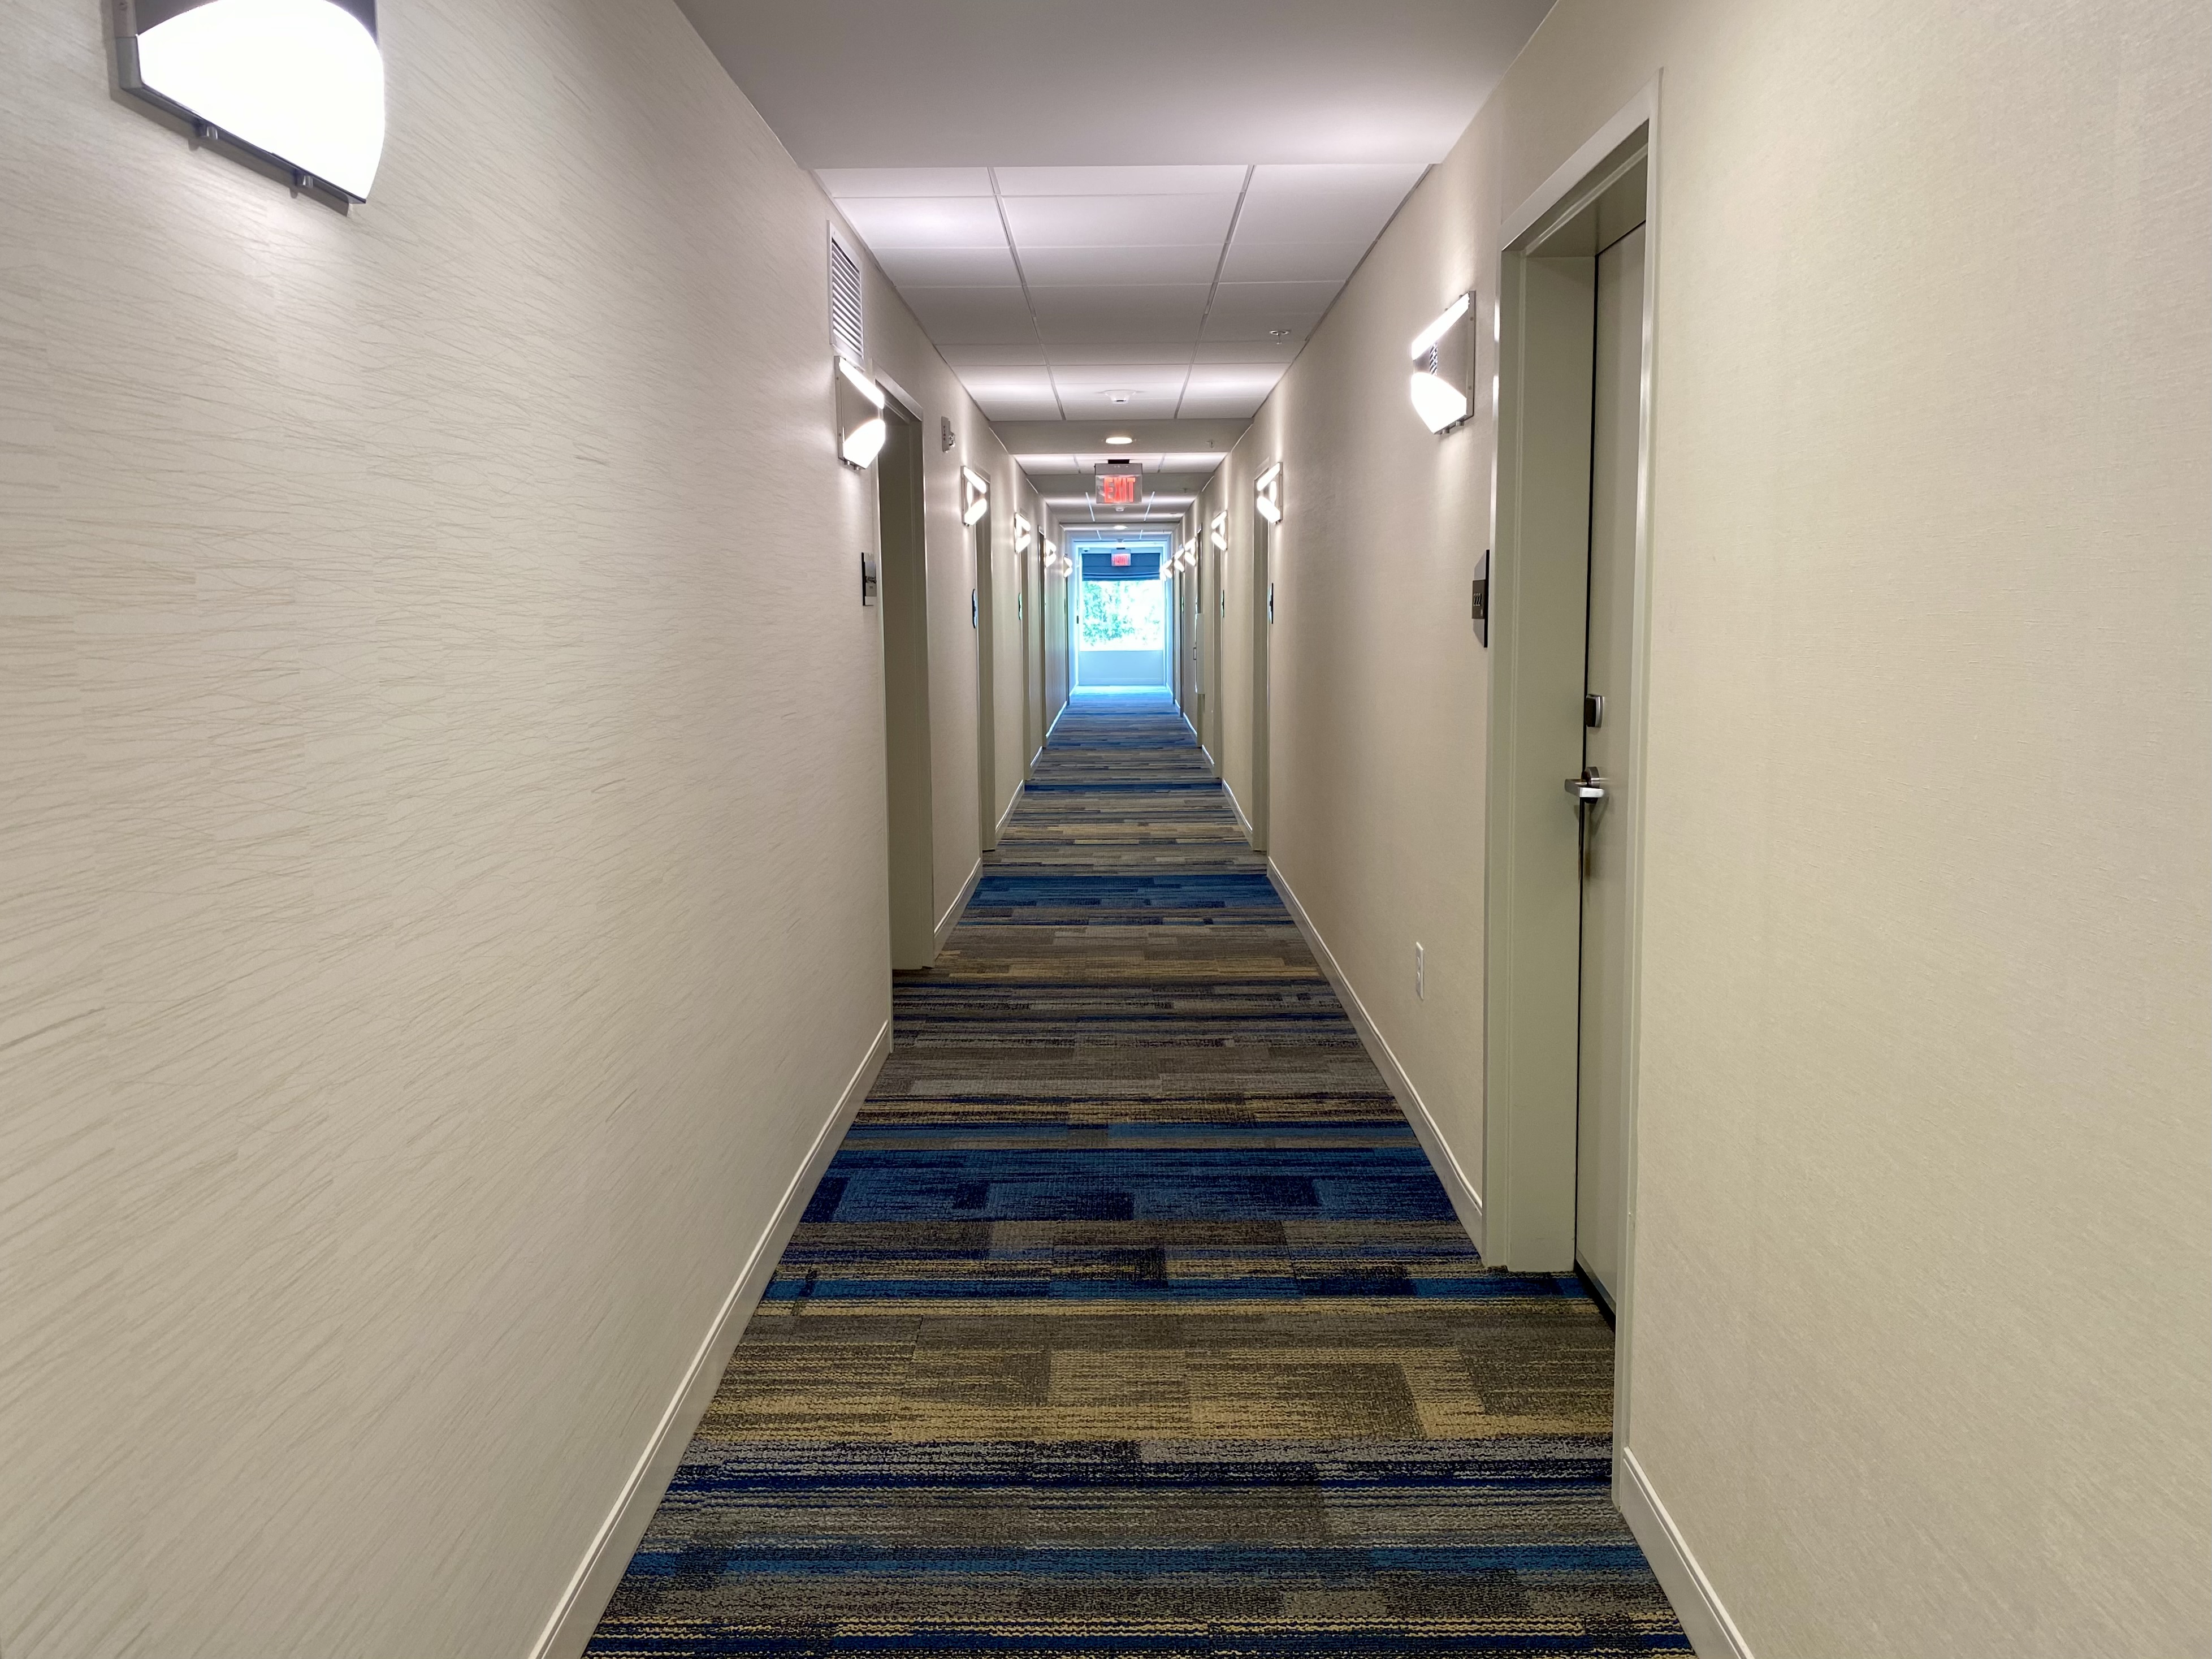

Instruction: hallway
[5,2,2206,1654]
[588,692,1685,1654]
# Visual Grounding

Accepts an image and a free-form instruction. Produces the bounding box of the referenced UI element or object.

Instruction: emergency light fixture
[116,0,386,201]
[836,357,887,469]
[1409,292,1474,434]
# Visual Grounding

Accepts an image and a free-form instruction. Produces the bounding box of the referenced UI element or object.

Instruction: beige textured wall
[1232,0,2210,1652]
[0,0,998,1653]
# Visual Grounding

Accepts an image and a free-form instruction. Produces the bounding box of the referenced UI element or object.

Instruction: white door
[1574,221,1645,1308]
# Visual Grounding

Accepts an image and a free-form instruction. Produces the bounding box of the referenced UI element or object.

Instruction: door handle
[1564,768,1607,803]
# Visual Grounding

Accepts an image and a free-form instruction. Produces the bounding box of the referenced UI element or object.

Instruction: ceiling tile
[1020,244,1222,286]
[1198,314,1323,345]
[1181,362,1287,398]
[819,167,994,197]
[873,244,1022,286]
[1192,340,1301,364]
[1053,393,1181,421]
[956,365,1057,398]
[1046,344,1201,367]
[1176,390,1271,419]
[1161,451,1231,473]
[899,286,1036,344]
[837,196,1008,249]
[1217,239,1369,283]
[1030,285,1211,344]
[1051,363,1191,399]
[1205,279,1342,319]
[1011,454,1088,475]
[940,343,1048,367]
[1230,162,1426,245]
[995,164,1248,197]
[971,387,1064,421]
[1003,193,1240,249]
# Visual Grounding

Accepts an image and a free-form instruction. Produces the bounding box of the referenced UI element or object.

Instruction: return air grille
[829,236,865,364]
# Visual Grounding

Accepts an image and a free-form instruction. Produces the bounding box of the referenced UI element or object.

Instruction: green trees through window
[1079,580,1165,651]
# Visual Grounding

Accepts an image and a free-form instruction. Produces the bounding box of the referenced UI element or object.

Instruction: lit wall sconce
[1013,514,1033,554]
[1254,461,1283,525]
[836,357,887,469]
[961,466,990,526]
[1209,511,1228,552]
[1409,292,1475,434]
[115,0,386,202]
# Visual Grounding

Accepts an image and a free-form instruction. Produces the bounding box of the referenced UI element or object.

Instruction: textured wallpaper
[1201,0,2209,1653]
[0,0,910,1653]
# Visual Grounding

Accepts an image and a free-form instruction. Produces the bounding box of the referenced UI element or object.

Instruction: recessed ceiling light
[1106,434,1133,446]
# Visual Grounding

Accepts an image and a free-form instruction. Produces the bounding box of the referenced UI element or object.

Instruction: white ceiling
[675,0,1553,427]
[826,162,1427,420]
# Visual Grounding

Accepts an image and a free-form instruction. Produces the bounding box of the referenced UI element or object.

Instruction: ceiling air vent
[829,235,865,364]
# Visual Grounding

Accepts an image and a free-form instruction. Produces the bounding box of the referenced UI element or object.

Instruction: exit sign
[1111,550,1131,566]
[1094,461,1144,505]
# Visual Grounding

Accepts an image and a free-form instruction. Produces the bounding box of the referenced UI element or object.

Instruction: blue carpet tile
[588,689,1687,1656]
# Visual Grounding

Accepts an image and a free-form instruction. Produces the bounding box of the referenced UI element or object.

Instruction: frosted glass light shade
[1409,370,1470,433]
[128,0,385,200]
[1254,461,1283,525]
[835,356,886,468]
[1406,291,1475,435]
[841,416,886,468]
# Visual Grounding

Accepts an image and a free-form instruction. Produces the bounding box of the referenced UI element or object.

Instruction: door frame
[873,391,936,970]
[1248,496,1274,852]
[972,499,997,852]
[1483,79,1661,1457]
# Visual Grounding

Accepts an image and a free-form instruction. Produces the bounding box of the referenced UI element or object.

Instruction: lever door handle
[1564,769,1607,803]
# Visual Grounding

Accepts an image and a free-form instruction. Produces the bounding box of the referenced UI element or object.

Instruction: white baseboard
[1045,698,1069,740]
[934,857,984,953]
[994,783,1023,839]
[1617,1446,1755,1659]
[1266,858,1484,1256]
[529,1018,891,1659]
[1222,776,1257,845]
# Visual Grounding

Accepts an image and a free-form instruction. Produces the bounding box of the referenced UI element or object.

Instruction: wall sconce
[1013,514,1033,554]
[961,466,989,526]
[1209,511,1228,552]
[115,0,386,202]
[1409,292,1474,434]
[1254,461,1283,525]
[836,357,886,469]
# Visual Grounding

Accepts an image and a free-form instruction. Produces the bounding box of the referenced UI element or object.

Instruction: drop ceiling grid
[823,162,1424,423]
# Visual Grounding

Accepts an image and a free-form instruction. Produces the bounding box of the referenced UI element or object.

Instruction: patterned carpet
[587,689,1687,1656]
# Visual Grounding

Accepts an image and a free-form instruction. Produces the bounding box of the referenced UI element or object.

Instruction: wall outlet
[1415,942,1425,1000]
